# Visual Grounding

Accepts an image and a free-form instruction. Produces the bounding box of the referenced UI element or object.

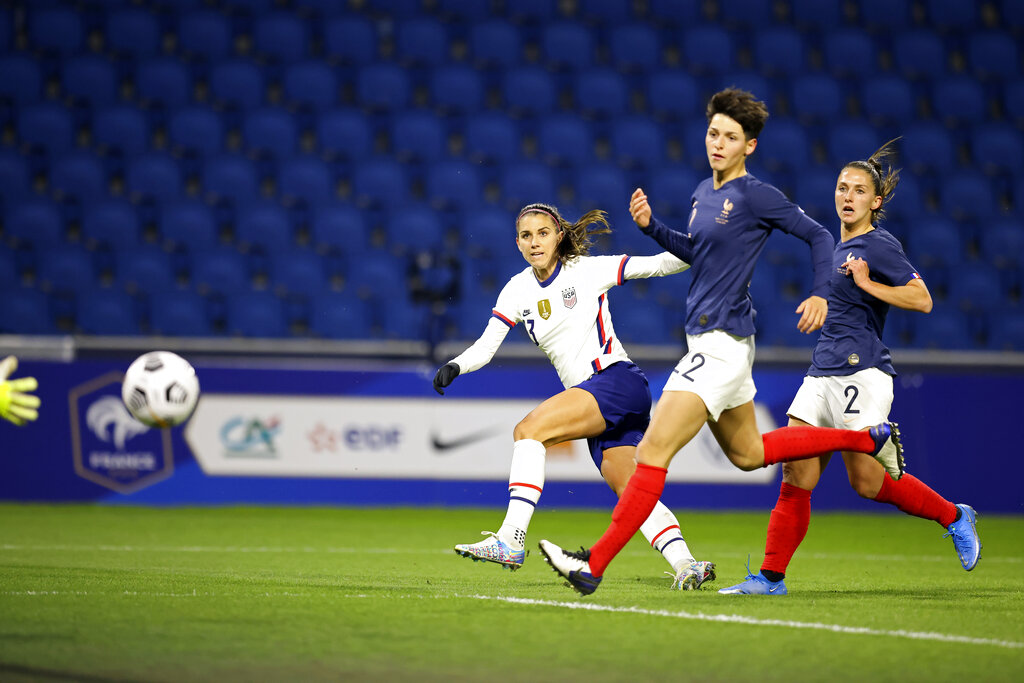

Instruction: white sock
[497,439,545,550]
[640,501,695,573]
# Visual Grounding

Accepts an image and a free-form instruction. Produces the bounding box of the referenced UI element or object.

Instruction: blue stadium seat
[191,247,250,294]
[861,76,916,126]
[235,201,292,251]
[0,7,9,54]
[0,55,43,109]
[579,0,633,25]
[925,0,979,30]
[5,200,64,246]
[38,246,95,293]
[610,295,674,345]
[1003,79,1024,128]
[242,108,298,159]
[61,55,119,108]
[970,123,1023,175]
[49,152,107,204]
[573,69,628,119]
[323,16,378,65]
[892,30,947,80]
[115,246,177,294]
[758,118,811,172]
[82,200,140,249]
[429,65,484,114]
[226,291,287,337]
[385,204,446,249]
[946,264,1003,313]
[159,200,217,249]
[537,115,594,167]
[465,113,521,164]
[29,6,84,55]
[789,0,842,29]
[310,294,370,339]
[105,8,162,60]
[506,0,559,24]
[277,157,334,206]
[681,24,734,76]
[353,158,409,208]
[908,218,962,269]
[647,166,700,218]
[92,106,150,158]
[395,18,449,67]
[0,151,30,206]
[310,203,368,254]
[125,154,182,203]
[424,160,483,210]
[885,172,927,223]
[391,111,446,163]
[379,296,430,341]
[468,21,522,68]
[501,162,557,211]
[610,117,665,169]
[940,171,996,223]
[201,155,260,206]
[575,164,628,212]
[135,58,192,110]
[177,10,232,64]
[754,300,817,349]
[0,288,53,334]
[792,165,839,225]
[17,103,74,157]
[647,0,704,26]
[351,251,408,301]
[502,67,558,117]
[822,29,877,79]
[435,0,492,22]
[856,0,912,31]
[647,70,700,121]
[253,11,309,64]
[316,109,373,162]
[148,289,212,337]
[900,122,956,174]
[826,120,880,167]
[931,78,987,127]
[0,246,16,287]
[979,220,1024,270]
[987,310,1024,352]
[270,248,327,297]
[609,24,660,73]
[790,75,843,124]
[282,61,338,113]
[356,64,410,111]
[209,60,265,111]
[167,106,224,158]
[541,22,594,70]
[461,205,514,245]
[76,288,139,335]
[752,26,807,77]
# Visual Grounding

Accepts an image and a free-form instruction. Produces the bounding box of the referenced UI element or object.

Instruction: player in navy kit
[540,88,907,595]
[432,203,716,589]
[719,141,981,595]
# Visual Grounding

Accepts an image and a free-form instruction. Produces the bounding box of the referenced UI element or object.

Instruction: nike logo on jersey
[430,426,502,453]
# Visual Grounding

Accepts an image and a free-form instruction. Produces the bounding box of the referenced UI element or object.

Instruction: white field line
[1,589,1019,650]
[1,543,1020,564]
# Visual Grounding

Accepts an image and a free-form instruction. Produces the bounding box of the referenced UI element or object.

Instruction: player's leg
[455,388,605,570]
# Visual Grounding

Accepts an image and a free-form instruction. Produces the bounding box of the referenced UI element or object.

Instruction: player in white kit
[432,203,716,589]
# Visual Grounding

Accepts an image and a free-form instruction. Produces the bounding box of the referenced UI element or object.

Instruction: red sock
[761,482,812,576]
[589,463,666,576]
[762,426,875,466]
[874,473,957,527]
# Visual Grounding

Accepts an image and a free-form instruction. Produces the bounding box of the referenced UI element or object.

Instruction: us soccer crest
[69,371,174,494]
[562,287,577,309]
[538,299,552,320]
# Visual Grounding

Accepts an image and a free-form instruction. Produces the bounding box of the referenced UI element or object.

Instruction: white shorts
[662,330,756,421]
[786,367,893,432]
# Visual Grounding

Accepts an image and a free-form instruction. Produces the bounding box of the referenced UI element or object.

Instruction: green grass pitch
[1,504,1021,682]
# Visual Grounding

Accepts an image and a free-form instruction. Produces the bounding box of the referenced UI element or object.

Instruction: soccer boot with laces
[454,531,525,571]
[943,503,981,571]
[868,422,905,481]
[668,560,717,590]
[718,557,786,595]
[538,540,602,595]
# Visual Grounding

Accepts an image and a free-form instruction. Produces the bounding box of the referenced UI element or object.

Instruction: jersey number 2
[680,354,705,381]
[844,385,860,415]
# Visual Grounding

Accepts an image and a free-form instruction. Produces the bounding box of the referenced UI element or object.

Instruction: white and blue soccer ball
[121,351,200,428]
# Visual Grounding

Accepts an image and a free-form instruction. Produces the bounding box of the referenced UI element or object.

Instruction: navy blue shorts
[576,361,652,468]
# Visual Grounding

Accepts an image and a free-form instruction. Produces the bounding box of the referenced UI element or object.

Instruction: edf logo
[344,425,401,450]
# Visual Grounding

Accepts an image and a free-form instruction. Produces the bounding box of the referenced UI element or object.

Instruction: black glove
[432,362,460,395]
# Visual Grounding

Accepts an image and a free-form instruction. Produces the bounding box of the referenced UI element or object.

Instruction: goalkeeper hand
[0,356,40,426]
[432,362,460,395]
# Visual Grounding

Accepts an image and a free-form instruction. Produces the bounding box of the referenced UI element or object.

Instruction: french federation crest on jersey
[562,287,577,309]
[538,299,552,320]
[716,198,734,225]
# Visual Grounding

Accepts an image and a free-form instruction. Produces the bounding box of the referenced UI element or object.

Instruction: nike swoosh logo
[431,426,502,453]
[768,585,781,593]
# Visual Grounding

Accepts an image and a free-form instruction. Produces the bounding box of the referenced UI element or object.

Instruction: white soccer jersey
[450,252,689,389]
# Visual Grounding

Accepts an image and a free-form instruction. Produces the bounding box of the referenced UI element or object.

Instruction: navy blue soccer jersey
[808,227,921,377]
[642,174,833,337]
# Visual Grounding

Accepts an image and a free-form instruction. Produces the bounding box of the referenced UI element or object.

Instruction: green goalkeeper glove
[0,355,40,426]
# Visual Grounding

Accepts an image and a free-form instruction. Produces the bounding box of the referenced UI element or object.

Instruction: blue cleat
[718,558,787,595]
[868,421,905,481]
[943,504,981,571]
[538,540,602,595]
[455,531,525,571]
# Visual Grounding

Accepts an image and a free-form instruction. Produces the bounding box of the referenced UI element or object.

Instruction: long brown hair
[516,203,611,263]
[843,137,901,224]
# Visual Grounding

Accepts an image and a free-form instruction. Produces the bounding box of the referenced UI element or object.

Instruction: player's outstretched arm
[0,355,40,426]
[432,362,460,395]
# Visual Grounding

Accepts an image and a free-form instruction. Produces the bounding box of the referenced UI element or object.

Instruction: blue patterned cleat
[868,421,905,481]
[668,561,717,590]
[538,540,602,595]
[454,531,525,571]
[718,558,786,595]
[943,504,981,571]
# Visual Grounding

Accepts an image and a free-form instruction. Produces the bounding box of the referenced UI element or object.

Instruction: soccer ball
[121,351,200,428]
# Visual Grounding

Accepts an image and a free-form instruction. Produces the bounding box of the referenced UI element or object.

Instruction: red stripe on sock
[761,482,812,576]
[650,524,680,547]
[762,426,875,466]
[589,463,666,576]
[509,482,542,493]
[874,473,957,527]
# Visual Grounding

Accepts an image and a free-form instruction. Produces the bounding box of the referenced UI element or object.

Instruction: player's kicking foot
[943,503,981,571]
[868,421,905,480]
[668,561,717,590]
[454,531,525,571]
[538,540,601,595]
[718,570,787,596]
